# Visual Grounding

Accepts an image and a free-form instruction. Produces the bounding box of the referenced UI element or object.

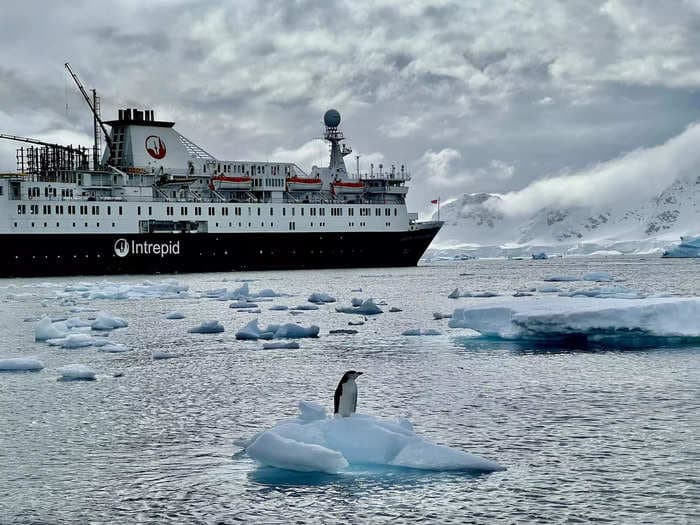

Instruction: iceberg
[273,323,320,339]
[35,316,70,341]
[188,320,225,334]
[58,364,96,381]
[235,319,277,340]
[308,292,337,304]
[0,357,44,372]
[244,402,504,474]
[97,342,129,353]
[448,296,700,343]
[335,299,383,315]
[46,333,96,349]
[662,235,700,258]
[165,311,186,319]
[91,312,128,331]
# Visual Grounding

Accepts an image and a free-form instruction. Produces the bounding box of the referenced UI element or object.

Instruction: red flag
[431,199,439,204]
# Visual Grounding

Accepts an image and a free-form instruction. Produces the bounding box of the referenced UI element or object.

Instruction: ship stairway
[208,188,226,202]
[188,189,203,202]
[151,185,171,201]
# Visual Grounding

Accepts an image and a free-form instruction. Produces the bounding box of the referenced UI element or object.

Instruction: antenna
[356,155,360,177]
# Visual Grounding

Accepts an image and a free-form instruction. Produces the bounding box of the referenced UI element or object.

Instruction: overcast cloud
[2,0,700,214]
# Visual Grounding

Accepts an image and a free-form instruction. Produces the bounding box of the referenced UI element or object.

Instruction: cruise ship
[0,68,442,277]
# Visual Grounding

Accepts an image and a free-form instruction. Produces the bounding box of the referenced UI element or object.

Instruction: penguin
[334,370,363,417]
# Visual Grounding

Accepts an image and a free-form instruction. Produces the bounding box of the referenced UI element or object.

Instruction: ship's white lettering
[113,238,180,258]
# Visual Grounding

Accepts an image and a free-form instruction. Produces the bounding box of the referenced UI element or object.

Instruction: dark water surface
[1,257,698,524]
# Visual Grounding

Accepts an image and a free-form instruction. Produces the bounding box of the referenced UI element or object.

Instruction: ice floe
[188,320,225,334]
[244,401,504,474]
[448,296,700,343]
[559,286,643,299]
[236,319,319,340]
[308,292,337,304]
[165,311,186,319]
[91,312,128,331]
[538,285,562,293]
[46,333,96,349]
[291,304,320,311]
[152,351,178,360]
[35,317,70,341]
[204,283,288,301]
[269,305,289,311]
[389,307,403,312]
[58,364,96,381]
[273,323,320,339]
[433,312,452,320]
[543,275,578,282]
[229,300,259,309]
[236,319,276,340]
[60,279,189,300]
[0,357,44,372]
[582,272,614,282]
[329,329,358,335]
[663,235,700,258]
[97,343,129,353]
[335,299,383,315]
[401,329,442,336]
[262,341,301,350]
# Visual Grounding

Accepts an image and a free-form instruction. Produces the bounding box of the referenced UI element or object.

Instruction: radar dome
[324,109,341,128]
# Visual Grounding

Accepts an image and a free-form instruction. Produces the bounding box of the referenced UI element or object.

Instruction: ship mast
[64,63,113,167]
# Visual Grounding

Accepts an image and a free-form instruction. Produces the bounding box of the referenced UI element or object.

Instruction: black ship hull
[0,226,440,277]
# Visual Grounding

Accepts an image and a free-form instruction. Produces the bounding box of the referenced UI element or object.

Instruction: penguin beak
[356,372,364,376]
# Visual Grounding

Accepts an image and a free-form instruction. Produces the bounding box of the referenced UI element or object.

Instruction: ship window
[17,205,25,214]
[248,207,251,215]
[349,208,354,216]
[283,208,286,216]
[92,206,99,215]
[375,208,381,216]
[394,208,397,216]
[320,208,325,216]
[301,208,304,216]
[0,186,3,196]
[118,206,123,215]
[84,222,88,227]
[257,208,261,216]
[203,164,207,173]
[385,208,391,216]
[43,222,47,227]
[56,222,59,227]
[149,206,152,215]
[31,222,35,227]
[292,208,295,216]
[107,206,112,215]
[270,208,274,216]
[31,204,39,215]
[137,206,141,216]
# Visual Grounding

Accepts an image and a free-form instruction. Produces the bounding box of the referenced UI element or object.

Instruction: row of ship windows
[16,204,399,218]
[11,221,383,230]
[209,164,290,175]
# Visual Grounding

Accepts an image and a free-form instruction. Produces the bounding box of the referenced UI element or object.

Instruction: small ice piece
[348,320,365,326]
[298,401,326,422]
[165,311,186,319]
[35,316,70,341]
[538,285,562,293]
[543,275,578,282]
[448,288,461,299]
[473,291,499,298]
[97,343,129,353]
[308,292,337,304]
[253,288,284,298]
[113,371,124,378]
[582,272,613,282]
[152,351,178,360]
[58,364,96,381]
[269,305,289,311]
[402,329,441,336]
[47,333,95,349]
[291,304,320,311]
[262,341,301,350]
[244,308,262,314]
[235,319,276,340]
[0,357,44,372]
[350,288,362,292]
[273,323,320,339]
[247,431,349,474]
[351,297,363,307]
[433,312,452,320]
[91,311,128,331]
[230,300,259,309]
[329,329,358,335]
[531,252,547,260]
[335,298,383,315]
[65,317,91,328]
[188,320,225,334]
[513,292,534,297]
[389,307,403,312]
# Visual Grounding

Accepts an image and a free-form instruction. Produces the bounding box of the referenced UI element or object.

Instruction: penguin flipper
[352,388,357,413]
[333,384,342,414]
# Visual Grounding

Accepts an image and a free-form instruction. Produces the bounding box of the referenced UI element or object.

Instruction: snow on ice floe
[60,279,189,300]
[236,319,319,340]
[448,296,700,343]
[402,329,442,336]
[582,272,614,282]
[58,364,96,381]
[335,299,383,315]
[152,351,178,360]
[543,275,579,282]
[97,342,129,353]
[46,333,97,349]
[262,341,301,350]
[229,300,259,309]
[244,401,504,474]
[91,312,128,331]
[291,304,319,311]
[559,286,643,299]
[188,320,225,334]
[269,305,289,311]
[35,317,71,341]
[204,283,288,301]
[165,311,186,319]
[538,285,561,293]
[0,357,45,372]
[308,292,337,304]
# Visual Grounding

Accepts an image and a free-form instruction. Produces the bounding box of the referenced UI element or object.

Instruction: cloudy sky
[2,0,700,214]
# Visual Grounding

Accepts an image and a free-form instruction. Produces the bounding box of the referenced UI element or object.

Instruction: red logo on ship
[145,135,166,159]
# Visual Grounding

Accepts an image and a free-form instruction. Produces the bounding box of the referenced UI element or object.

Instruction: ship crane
[0,133,88,156]
[64,62,113,167]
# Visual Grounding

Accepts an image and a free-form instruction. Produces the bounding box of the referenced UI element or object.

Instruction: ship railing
[151,185,171,201]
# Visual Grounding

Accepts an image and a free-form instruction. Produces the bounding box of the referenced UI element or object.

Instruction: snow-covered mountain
[429,173,700,258]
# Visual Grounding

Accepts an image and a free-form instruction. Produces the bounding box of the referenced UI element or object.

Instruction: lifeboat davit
[209,175,252,191]
[331,180,365,194]
[286,176,323,192]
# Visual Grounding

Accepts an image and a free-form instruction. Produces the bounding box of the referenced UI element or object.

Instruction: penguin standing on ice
[334,370,363,417]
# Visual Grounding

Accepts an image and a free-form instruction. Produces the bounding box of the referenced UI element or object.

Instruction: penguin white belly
[338,380,357,417]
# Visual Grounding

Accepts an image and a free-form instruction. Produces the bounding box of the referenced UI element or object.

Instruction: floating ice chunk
[274,323,320,339]
[582,272,614,282]
[269,305,289,311]
[662,235,700,258]
[448,288,461,299]
[298,401,326,422]
[65,317,91,328]
[247,431,349,474]
[253,288,285,298]
[473,291,499,298]
[560,286,643,299]
[433,312,452,319]
[230,300,259,309]
[98,343,129,353]
[531,252,547,260]
[152,351,178,360]
[245,404,504,474]
[308,292,336,304]
[91,312,128,331]
[165,311,186,319]
[543,275,578,282]
[188,320,225,334]
[35,317,70,341]
[351,298,363,307]
[389,307,403,312]
[513,291,534,297]
[291,304,319,311]
[329,329,358,335]
[58,364,96,381]
[402,329,441,336]
[262,341,301,350]
[63,279,189,300]
[336,299,383,315]
[235,319,277,340]
[348,320,365,326]
[47,333,96,349]
[538,285,561,293]
[0,357,44,372]
[448,296,700,342]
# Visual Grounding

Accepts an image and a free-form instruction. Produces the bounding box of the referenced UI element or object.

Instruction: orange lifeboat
[331,180,365,194]
[286,176,323,191]
[209,175,252,191]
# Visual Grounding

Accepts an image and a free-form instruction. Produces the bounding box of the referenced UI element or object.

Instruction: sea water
[0,256,698,523]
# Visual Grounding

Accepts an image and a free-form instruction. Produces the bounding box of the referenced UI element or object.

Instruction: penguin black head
[341,370,363,382]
